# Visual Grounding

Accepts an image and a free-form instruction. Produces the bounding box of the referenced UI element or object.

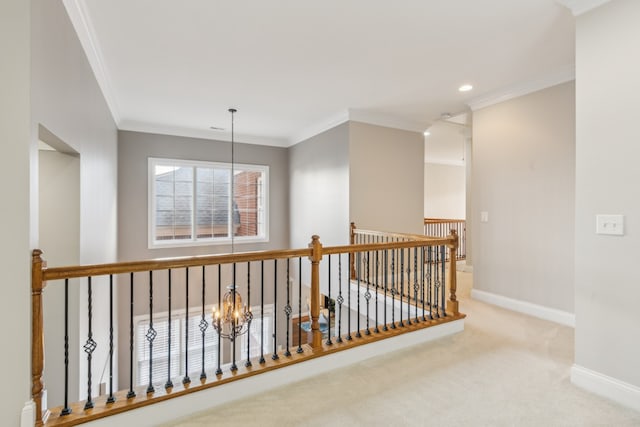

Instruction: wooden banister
[32,249,49,426]
[446,230,459,315]
[309,235,323,349]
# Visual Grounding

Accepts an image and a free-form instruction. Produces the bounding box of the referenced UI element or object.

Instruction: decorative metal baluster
[391,249,396,329]
[346,253,352,340]
[272,260,279,360]
[421,247,426,321]
[108,275,115,403]
[414,247,419,324]
[401,248,406,326]
[127,273,136,399]
[405,248,411,326]
[383,250,388,331]
[426,246,433,320]
[84,276,97,409]
[336,255,343,343]
[215,265,222,376]
[231,263,238,372]
[374,251,380,334]
[165,269,173,390]
[61,279,71,415]
[434,247,440,318]
[200,266,207,380]
[246,262,253,367]
[441,245,447,316]
[356,251,361,338]
[297,257,304,353]
[364,251,371,335]
[284,259,292,357]
[326,256,333,345]
[259,261,266,364]
[146,271,156,394]
[183,268,191,384]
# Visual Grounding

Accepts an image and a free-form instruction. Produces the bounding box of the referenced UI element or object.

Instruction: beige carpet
[166,272,640,426]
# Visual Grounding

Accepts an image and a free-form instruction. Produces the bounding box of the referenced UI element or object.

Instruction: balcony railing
[424,218,466,261]
[32,225,464,426]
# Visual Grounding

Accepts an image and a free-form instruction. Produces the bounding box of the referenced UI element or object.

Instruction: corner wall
[471,81,575,315]
[573,0,640,405]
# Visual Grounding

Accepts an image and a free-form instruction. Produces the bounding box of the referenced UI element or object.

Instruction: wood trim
[32,250,49,426]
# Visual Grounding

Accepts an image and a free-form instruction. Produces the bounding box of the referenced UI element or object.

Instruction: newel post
[446,230,459,315]
[309,235,324,350]
[349,222,356,280]
[32,249,49,426]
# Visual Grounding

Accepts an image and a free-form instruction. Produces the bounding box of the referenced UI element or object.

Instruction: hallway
[165,272,640,426]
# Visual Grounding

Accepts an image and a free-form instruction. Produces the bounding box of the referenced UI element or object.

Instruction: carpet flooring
[166,272,640,426]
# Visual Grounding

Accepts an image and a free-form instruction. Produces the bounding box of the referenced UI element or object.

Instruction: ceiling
[65,0,576,147]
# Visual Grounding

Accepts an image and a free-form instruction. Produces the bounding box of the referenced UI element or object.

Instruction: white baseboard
[463,265,473,273]
[571,364,640,412]
[20,400,34,427]
[84,319,464,427]
[470,289,575,327]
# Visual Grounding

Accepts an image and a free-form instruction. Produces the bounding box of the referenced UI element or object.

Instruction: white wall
[573,0,640,399]
[0,0,32,424]
[350,122,424,235]
[424,163,466,219]
[472,81,575,313]
[32,0,118,406]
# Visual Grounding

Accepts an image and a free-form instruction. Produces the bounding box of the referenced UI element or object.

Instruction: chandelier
[212,285,252,341]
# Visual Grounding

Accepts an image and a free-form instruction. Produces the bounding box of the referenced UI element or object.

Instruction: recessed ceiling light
[459,84,473,92]
[423,130,431,136]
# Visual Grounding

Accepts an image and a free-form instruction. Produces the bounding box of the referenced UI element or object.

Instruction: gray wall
[289,123,350,249]
[31,0,119,408]
[472,81,575,313]
[350,122,425,235]
[575,0,640,389]
[117,130,290,386]
[424,163,466,219]
[0,0,31,424]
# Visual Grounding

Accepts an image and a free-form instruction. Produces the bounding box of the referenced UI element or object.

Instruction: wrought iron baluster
[383,250,388,331]
[421,247,426,321]
[374,250,380,334]
[356,251,361,338]
[200,266,208,380]
[364,251,371,335]
[146,271,156,394]
[391,249,396,329]
[259,261,266,364]
[336,254,343,343]
[441,245,447,316]
[297,257,304,353]
[127,273,136,399]
[215,265,222,376]
[346,253,352,340]
[401,248,406,326]
[284,259,292,357]
[246,262,252,367]
[326,255,333,345]
[61,279,71,415]
[231,263,238,372]
[165,269,173,390]
[272,260,279,360]
[108,275,115,403]
[84,276,96,409]
[183,268,191,384]
[427,246,433,320]
[434,247,440,318]
[414,247,419,323]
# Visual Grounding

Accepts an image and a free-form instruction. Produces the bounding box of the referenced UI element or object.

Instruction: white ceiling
[65,0,576,147]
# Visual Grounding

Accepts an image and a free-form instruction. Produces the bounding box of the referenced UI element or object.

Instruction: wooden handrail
[424,218,465,224]
[32,227,463,427]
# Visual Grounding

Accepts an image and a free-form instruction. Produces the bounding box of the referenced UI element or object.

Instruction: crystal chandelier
[213,285,252,341]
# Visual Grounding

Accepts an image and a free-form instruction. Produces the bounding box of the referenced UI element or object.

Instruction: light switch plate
[480,211,489,223]
[596,214,624,236]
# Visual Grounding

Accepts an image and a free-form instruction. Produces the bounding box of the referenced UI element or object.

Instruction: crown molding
[555,0,611,16]
[466,66,575,111]
[63,0,121,125]
[348,108,427,134]
[119,121,289,148]
[288,110,350,146]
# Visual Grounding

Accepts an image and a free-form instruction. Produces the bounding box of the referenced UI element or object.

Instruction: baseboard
[470,289,575,327]
[571,364,640,412]
[20,400,34,427]
[463,265,473,273]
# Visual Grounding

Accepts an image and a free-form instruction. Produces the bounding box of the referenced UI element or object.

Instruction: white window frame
[148,157,269,249]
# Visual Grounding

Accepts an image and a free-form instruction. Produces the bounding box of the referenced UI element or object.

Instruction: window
[135,304,273,386]
[149,158,268,248]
